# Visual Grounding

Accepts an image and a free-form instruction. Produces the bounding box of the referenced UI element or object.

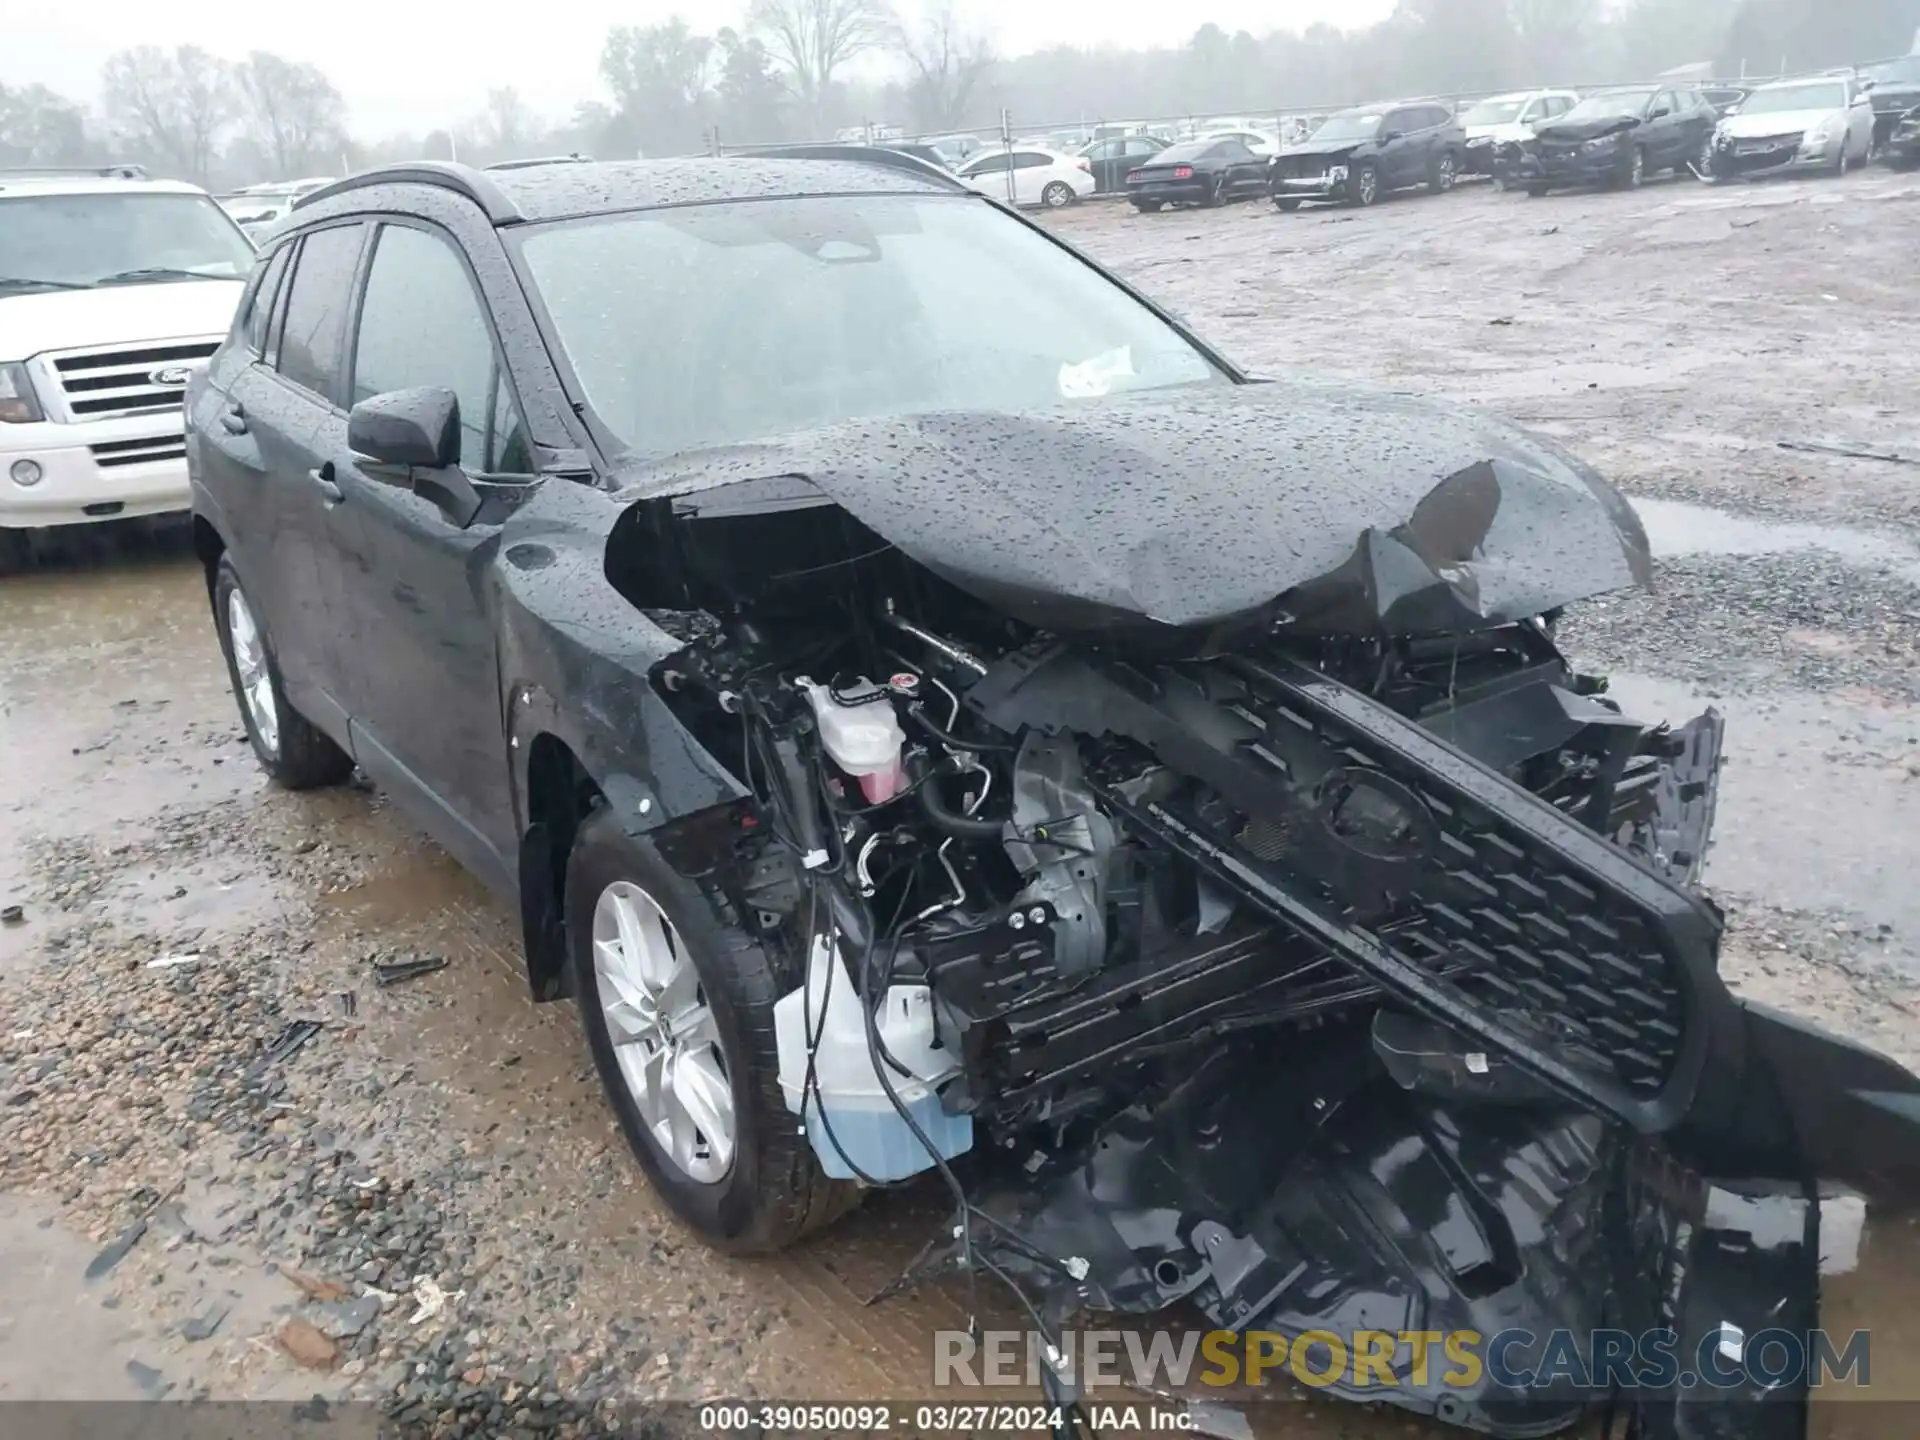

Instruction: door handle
[219,401,247,435]
[308,461,343,503]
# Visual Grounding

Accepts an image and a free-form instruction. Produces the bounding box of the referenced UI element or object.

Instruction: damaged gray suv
[185,153,1920,1438]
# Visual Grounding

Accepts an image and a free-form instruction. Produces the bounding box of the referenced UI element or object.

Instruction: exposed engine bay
[605,419,1920,1439]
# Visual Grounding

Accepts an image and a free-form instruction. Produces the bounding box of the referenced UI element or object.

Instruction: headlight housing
[0,362,44,425]
[1581,135,1620,154]
[1804,120,1837,146]
[1328,164,1349,180]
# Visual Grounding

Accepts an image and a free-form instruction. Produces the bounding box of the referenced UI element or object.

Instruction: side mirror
[1379,129,1403,143]
[1649,106,1671,119]
[349,386,460,469]
[348,386,483,528]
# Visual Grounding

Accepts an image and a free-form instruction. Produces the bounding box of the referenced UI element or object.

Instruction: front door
[329,219,534,884]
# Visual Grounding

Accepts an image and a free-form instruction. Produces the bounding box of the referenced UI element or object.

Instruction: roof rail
[732,143,972,193]
[0,164,148,181]
[483,153,592,171]
[292,161,521,225]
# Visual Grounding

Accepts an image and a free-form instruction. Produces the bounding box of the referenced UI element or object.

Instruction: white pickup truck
[1,166,255,547]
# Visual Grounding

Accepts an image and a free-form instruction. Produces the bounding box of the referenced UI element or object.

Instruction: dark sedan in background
[1267,101,1465,208]
[1080,133,1170,193]
[1503,85,1717,194]
[1888,103,1920,167]
[1862,54,1920,152]
[1125,137,1270,210]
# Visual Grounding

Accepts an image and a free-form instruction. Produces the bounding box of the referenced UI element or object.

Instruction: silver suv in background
[2,167,254,550]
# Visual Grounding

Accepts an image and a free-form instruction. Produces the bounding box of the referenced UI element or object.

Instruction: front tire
[1349,163,1381,207]
[1429,151,1457,194]
[1272,196,1302,211]
[211,554,352,790]
[1041,181,1075,208]
[1618,144,1646,189]
[566,808,859,1252]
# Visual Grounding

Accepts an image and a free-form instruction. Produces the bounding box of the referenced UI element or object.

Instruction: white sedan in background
[957,147,1096,208]
[1708,76,1876,179]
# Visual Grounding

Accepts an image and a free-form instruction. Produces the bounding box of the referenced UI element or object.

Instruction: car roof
[0,174,208,198]
[296,155,963,227]
[1750,75,1847,90]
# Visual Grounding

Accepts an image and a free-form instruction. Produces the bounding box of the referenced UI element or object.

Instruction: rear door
[330,218,534,882]
[1009,152,1054,205]
[1380,108,1421,188]
[1646,90,1682,166]
[207,222,369,732]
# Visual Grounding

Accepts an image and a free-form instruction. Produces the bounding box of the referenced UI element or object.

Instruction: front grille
[1273,155,1331,180]
[1730,132,1799,155]
[50,340,218,421]
[89,433,187,469]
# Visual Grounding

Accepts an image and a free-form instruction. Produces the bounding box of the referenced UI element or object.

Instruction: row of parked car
[933,55,1920,216]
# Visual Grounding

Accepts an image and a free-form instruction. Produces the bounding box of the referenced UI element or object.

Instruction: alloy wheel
[225,587,280,756]
[591,880,736,1184]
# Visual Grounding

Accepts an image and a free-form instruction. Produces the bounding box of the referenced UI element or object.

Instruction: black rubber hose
[907,703,1017,753]
[915,757,1005,840]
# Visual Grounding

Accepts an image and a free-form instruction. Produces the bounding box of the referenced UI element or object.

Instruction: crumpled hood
[612,382,1652,637]
[1534,116,1640,143]
[1719,108,1837,139]
[0,278,245,362]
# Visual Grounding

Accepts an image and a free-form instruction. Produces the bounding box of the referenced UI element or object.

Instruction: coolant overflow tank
[796,676,907,803]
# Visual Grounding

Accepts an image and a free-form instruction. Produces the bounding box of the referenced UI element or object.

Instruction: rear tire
[1429,151,1457,194]
[211,554,353,790]
[1526,184,1549,197]
[1041,181,1075,208]
[566,808,860,1252]
[1273,197,1302,211]
[1132,199,1163,212]
[1202,175,1226,207]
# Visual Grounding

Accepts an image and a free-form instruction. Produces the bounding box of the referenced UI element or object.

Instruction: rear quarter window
[275,223,367,405]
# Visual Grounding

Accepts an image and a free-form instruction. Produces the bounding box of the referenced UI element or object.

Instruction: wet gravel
[1560,550,1920,703]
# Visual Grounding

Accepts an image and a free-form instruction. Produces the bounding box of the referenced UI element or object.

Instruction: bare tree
[748,0,894,122]
[100,45,236,183]
[473,86,542,159]
[601,22,715,154]
[234,51,345,178]
[896,2,994,132]
[0,82,94,166]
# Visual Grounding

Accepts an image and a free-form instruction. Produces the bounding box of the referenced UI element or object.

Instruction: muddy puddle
[1632,497,1920,586]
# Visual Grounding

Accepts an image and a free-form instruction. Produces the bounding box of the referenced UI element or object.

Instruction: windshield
[1460,99,1528,126]
[1863,56,1920,85]
[1156,141,1220,163]
[1562,91,1654,123]
[517,194,1225,457]
[0,193,254,291]
[1308,112,1382,143]
[1743,82,1846,114]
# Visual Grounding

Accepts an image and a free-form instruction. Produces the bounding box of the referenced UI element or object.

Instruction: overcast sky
[7,0,1397,137]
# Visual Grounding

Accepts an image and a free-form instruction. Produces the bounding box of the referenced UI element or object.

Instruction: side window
[350,223,527,474]
[1422,106,1452,130]
[1652,90,1676,116]
[966,154,1009,176]
[1011,152,1052,170]
[1384,109,1414,136]
[1125,138,1160,157]
[238,246,290,355]
[275,223,366,404]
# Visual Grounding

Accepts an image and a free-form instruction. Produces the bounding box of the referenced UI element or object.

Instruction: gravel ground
[3,166,1919,1431]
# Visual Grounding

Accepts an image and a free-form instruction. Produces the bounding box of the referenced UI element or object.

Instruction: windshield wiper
[0,276,93,291]
[94,267,224,287]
